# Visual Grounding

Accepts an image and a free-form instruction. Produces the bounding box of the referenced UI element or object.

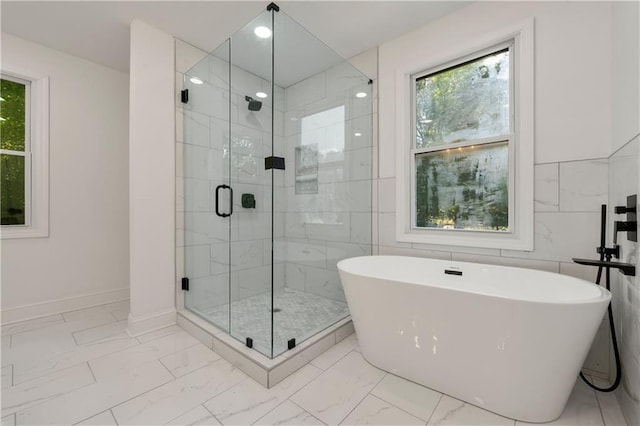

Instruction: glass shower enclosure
[181,4,372,358]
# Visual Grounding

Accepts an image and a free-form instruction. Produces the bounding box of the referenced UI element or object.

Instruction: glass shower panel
[228,10,275,357]
[182,4,373,359]
[183,39,232,331]
[272,11,373,357]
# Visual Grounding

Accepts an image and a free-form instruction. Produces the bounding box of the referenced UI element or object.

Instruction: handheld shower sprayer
[573,204,622,393]
[595,205,620,260]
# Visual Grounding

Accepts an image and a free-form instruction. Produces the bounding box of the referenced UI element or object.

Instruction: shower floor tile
[190,288,349,357]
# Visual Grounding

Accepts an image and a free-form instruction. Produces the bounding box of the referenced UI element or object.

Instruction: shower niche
[179,3,373,362]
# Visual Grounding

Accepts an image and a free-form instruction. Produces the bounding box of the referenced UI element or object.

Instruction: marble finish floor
[191,289,349,357]
[0,301,628,425]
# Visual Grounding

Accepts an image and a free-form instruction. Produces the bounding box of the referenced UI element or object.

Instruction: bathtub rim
[337,255,611,306]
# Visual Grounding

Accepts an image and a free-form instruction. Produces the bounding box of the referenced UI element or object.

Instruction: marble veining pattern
[0,300,628,425]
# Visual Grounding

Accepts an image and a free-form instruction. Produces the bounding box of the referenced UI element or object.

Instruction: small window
[1,75,30,226]
[1,71,49,239]
[413,45,512,232]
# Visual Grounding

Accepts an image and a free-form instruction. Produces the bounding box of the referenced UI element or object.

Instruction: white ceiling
[1,1,471,77]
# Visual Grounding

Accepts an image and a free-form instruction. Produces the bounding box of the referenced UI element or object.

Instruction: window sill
[1,225,49,239]
[396,227,533,251]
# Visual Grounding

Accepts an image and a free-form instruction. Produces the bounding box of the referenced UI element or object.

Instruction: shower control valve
[613,194,638,244]
[613,221,637,244]
[615,194,637,215]
[597,245,620,260]
[615,205,636,214]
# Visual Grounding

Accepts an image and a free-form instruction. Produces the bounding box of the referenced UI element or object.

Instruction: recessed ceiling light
[254,26,272,39]
[255,91,268,99]
[190,77,203,85]
[355,92,367,98]
[354,132,362,137]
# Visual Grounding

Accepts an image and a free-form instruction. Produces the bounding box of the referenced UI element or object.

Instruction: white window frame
[395,18,534,250]
[1,69,49,239]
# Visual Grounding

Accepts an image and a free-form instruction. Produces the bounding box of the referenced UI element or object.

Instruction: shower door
[226,10,276,357]
[182,11,278,358]
[182,39,234,333]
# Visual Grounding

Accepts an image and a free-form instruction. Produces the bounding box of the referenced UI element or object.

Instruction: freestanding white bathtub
[337,256,611,423]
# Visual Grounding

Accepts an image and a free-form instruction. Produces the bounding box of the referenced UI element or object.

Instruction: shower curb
[177,310,355,388]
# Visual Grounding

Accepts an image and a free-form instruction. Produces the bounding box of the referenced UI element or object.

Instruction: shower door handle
[215,184,233,217]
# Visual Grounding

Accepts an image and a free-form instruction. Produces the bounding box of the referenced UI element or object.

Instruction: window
[1,71,49,239]
[1,75,30,226]
[413,46,512,232]
[395,19,534,250]
[296,105,345,195]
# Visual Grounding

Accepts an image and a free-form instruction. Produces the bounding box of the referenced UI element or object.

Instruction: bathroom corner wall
[610,2,640,424]
[377,2,614,378]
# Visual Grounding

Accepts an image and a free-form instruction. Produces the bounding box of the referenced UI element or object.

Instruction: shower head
[245,96,262,112]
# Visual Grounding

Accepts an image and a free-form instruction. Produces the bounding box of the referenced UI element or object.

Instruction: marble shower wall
[610,1,640,422]
[281,60,373,303]
[609,135,640,425]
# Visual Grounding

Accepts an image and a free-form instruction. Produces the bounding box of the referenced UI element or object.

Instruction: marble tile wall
[608,135,640,425]
[282,60,374,303]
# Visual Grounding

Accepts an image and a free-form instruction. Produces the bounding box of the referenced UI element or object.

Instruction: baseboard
[127,308,177,337]
[1,287,130,324]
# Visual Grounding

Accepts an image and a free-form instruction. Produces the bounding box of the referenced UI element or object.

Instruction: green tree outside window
[414,48,510,231]
[1,77,27,225]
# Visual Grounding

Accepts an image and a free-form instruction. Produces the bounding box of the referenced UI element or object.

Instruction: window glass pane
[0,78,27,152]
[416,49,509,149]
[415,142,508,231]
[1,154,26,225]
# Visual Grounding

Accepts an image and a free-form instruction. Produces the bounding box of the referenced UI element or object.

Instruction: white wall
[379,1,613,173]
[0,33,130,323]
[128,20,176,336]
[612,1,640,153]
[377,2,614,377]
